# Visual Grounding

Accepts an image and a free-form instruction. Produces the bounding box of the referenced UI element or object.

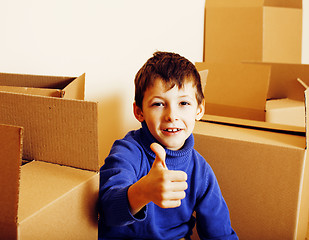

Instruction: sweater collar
[139,121,194,168]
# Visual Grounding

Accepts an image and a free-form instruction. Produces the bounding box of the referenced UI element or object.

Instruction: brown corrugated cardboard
[195,61,309,132]
[197,62,271,121]
[0,72,99,239]
[193,62,309,238]
[0,124,23,239]
[204,0,302,63]
[199,69,208,93]
[266,98,305,127]
[0,86,63,97]
[193,119,308,239]
[19,161,98,239]
[0,72,98,171]
[0,124,99,239]
[0,72,85,99]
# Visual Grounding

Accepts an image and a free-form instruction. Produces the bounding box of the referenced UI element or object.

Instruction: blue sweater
[98,122,238,240]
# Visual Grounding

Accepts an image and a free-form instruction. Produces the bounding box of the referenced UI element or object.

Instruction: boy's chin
[161,141,185,151]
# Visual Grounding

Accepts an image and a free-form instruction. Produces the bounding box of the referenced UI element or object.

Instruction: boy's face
[134,78,204,150]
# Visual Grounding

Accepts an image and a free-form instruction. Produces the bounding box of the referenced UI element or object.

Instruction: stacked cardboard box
[194,1,309,239]
[204,0,302,64]
[0,72,99,239]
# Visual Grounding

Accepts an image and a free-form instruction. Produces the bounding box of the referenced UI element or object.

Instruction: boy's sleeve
[98,139,147,227]
[195,165,238,240]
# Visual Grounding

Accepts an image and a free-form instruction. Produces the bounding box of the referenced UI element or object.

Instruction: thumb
[150,142,168,169]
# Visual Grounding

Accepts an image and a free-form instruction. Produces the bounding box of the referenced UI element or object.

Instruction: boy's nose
[165,107,178,122]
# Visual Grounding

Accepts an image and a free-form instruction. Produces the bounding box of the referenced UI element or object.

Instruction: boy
[98,51,238,239]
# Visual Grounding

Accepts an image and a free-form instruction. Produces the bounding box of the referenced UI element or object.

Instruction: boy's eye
[152,102,164,107]
[180,101,190,106]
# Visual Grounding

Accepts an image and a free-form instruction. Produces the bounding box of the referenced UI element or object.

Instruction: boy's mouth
[163,128,182,133]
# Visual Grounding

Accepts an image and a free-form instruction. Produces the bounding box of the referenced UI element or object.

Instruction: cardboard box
[0,124,99,240]
[0,72,99,239]
[196,61,309,132]
[204,0,302,63]
[266,98,305,127]
[193,62,309,239]
[0,72,98,169]
[0,72,85,99]
[193,120,308,240]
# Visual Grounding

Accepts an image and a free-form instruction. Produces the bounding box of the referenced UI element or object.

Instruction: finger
[170,191,186,200]
[160,199,182,209]
[161,189,186,201]
[167,170,187,181]
[150,142,167,169]
[169,181,188,192]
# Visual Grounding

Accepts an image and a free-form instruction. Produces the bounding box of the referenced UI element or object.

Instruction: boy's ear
[195,99,205,121]
[133,102,145,122]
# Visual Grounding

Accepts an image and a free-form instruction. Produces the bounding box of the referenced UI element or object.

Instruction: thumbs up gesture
[150,142,168,169]
[147,143,188,208]
[128,143,188,215]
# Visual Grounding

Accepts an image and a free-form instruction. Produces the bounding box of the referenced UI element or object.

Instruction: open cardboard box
[193,62,309,239]
[196,61,309,133]
[204,0,302,63]
[0,72,85,99]
[0,72,99,239]
[0,72,98,169]
[266,98,305,128]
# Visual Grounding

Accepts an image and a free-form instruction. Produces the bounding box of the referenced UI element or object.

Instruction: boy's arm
[128,143,188,215]
[99,141,187,226]
[99,139,145,226]
[195,164,238,239]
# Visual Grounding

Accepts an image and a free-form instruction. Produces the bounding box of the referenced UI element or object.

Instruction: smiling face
[134,78,204,150]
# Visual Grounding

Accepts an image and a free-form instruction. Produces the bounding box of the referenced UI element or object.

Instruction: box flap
[265,63,309,101]
[196,62,271,121]
[0,124,23,237]
[199,69,208,95]
[18,161,97,223]
[266,98,305,128]
[0,92,99,172]
[196,62,309,133]
[18,161,99,239]
[295,149,309,239]
[62,73,85,100]
[306,89,309,149]
[206,0,301,8]
[0,72,86,100]
[201,114,305,135]
[0,72,75,90]
[0,85,63,98]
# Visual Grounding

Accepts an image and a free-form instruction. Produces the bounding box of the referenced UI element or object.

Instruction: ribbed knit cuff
[109,186,147,225]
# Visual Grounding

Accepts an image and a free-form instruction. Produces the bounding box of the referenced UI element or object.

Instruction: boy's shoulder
[110,128,145,155]
[115,127,141,144]
[102,128,146,171]
[191,147,214,174]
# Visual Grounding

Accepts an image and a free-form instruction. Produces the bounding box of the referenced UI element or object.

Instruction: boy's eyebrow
[179,94,193,97]
[147,96,165,102]
[149,95,164,100]
[148,95,196,103]
[178,94,195,100]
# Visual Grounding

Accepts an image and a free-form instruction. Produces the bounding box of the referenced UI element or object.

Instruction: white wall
[0,0,205,163]
[0,0,308,164]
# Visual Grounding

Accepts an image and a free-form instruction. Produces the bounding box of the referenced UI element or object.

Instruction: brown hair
[134,51,204,109]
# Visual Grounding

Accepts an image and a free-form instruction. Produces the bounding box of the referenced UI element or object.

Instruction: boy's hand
[128,143,188,215]
[150,142,168,169]
[147,143,188,208]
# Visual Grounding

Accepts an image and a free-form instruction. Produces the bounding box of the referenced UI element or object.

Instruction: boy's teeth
[165,128,179,132]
